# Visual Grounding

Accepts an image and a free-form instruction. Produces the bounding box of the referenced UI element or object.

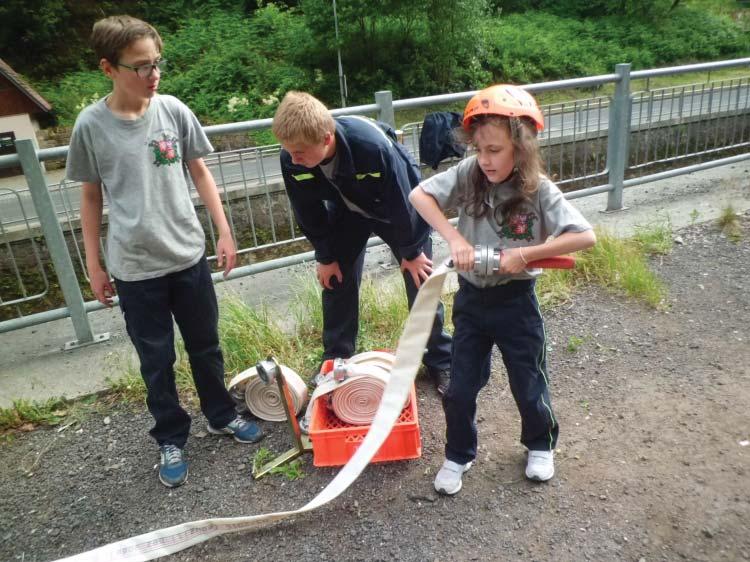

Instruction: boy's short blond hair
[272,91,336,145]
[91,15,163,65]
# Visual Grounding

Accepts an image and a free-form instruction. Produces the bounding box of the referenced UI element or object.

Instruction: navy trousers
[321,206,452,371]
[443,278,558,465]
[115,257,236,448]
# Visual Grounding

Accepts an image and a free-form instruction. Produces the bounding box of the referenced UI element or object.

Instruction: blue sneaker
[159,444,188,488]
[207,415,264,443]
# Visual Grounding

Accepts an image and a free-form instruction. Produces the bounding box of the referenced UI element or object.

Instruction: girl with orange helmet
[409,84,596,495]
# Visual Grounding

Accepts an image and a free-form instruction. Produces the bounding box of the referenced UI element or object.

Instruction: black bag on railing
[418,111,466,170]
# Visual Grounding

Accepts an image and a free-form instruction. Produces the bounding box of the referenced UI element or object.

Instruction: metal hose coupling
[449,245,576,274]
[473,245,502,276]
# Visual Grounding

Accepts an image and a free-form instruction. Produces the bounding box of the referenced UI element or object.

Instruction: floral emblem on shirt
[498,212,536,241]
[148,135,180,167]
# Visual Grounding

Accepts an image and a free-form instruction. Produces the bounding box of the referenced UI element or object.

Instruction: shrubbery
[31,2,749,128]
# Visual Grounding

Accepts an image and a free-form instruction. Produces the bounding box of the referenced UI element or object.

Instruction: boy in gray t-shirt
[66,15,263,489]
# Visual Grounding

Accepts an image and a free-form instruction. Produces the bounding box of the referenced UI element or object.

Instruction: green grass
[567,335,587,353]
[718,205,743,242]
[252,446,305,480]
[576,226,669,308]
[0,395,104,433]
[631,218,675,256]
[0,398,68,429]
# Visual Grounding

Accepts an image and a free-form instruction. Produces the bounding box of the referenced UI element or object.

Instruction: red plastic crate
[308,384,422,467]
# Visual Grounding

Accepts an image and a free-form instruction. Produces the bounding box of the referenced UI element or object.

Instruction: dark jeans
[321,208,452,371]
[443,278,558,464]
[115,256,236,448]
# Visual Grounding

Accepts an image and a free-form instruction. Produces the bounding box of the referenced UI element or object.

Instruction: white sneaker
[525,450,554,481]
[434,459,473,495]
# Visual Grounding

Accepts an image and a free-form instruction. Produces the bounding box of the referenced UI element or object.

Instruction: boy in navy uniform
[272,91,452,392]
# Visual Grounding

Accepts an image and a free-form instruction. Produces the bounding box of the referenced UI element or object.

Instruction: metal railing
[1,59,749,346]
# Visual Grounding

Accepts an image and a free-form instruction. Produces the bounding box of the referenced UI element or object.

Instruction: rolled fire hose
[228,364,308,422]
[305,351,408,427]
[56,249,572,562]
[55,261,454,562]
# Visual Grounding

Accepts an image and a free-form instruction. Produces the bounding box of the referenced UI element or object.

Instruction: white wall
[0,113,41,149]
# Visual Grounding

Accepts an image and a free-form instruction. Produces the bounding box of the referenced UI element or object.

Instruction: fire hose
[227,351,402,426]
[56,249,574,562]
[228,364,308,422]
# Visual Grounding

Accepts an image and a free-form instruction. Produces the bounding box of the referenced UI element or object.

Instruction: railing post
[375,90,395,128]
[605,63,631,211]
[15,139,106,349]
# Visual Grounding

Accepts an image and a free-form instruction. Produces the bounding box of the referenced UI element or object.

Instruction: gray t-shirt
[66,94,212,281]
[420,155,592,288]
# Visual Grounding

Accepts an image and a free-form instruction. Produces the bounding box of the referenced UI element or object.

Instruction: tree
[298,0,489,103]
[490,0,680,18]
[0,0,107,77]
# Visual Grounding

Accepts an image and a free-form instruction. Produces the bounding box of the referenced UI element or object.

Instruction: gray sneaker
[434,459,473,495]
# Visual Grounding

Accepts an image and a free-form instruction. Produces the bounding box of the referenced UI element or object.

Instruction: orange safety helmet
[462,84,545,132]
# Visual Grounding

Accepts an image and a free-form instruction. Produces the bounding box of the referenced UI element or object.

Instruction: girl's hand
[449,237,475,272]
[499,248,528,274]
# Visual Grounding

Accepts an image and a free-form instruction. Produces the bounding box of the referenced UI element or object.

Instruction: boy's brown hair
[272,91,336,145]
[91,15,163,65]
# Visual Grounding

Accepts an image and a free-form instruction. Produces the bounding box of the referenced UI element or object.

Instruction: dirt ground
[1,213,749,562]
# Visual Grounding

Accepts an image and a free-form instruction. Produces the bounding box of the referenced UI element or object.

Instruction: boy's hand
[400,253,433,289]
[317,261,343,289]
[89,269,115,307]
[216,234,237,277]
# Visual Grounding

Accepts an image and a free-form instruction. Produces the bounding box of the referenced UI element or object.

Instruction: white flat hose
[227,365,308,422]
[55,262,453,562]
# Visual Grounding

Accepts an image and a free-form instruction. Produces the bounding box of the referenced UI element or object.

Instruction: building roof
[0,58,52,113]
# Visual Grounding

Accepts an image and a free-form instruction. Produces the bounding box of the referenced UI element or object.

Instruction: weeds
[718,205,742,243]
[576,227,668,309]
[269,459,305,480]
[631,219,674,256]
[567,335,587,353]
[580,400,591,414]
[0,398,67,432]
[252,447,275,473]
[0,394,112,434]
[251,447,305,480]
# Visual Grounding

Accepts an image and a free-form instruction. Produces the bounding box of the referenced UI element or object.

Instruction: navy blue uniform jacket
[280,116,429,264]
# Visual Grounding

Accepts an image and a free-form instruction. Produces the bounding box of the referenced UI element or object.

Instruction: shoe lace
[162,444,182,465]
[229,416,250,431]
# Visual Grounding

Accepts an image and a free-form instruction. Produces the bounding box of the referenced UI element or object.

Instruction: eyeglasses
[116,59,167,79]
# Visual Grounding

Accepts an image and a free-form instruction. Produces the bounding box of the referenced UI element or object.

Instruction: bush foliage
[6,0,747,127]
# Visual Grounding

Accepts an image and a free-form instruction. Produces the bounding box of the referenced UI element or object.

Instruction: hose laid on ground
[228,364,308,422]
[55,262,452,562]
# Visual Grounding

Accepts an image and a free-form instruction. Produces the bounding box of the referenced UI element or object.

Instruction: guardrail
[1,59,749,346]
